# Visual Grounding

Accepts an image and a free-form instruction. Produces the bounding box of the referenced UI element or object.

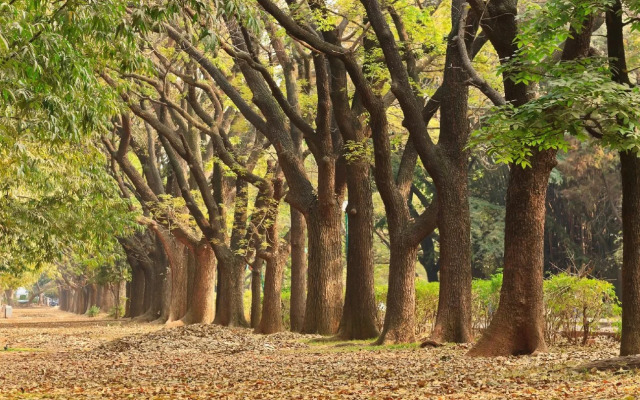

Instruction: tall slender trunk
[338,159,379,339]
[469,150,556,356]
[303,203,344,334]
[250,259,264,329]
[604,0,640,357]
[289,208,307,332]
[180,243,217,324]
[620,151,640,355]
[430,0,473,343]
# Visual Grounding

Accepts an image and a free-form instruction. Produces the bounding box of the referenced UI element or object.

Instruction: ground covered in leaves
[0,308,638,399]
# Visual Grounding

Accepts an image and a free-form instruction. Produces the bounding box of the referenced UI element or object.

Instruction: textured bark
[180,243,217,324]
[431,167,472,342]
[303,204,344,335]
[338,159,379,339]
[289,208,307,332]
[376,241,420,344]
[605,0,640,357]
[620,151,640,355]
[250,259,263,329]
[213,256,247,327]
[468,0,592,356]
[127,261,146,318]
[469,150,556,356]
[430,0,473,343]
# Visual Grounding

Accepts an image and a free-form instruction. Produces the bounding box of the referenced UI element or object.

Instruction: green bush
[86,305,100,317]
[280,289,291,330]
[543,273,619,344]
[472,272,502,333]
[108,305,124,319]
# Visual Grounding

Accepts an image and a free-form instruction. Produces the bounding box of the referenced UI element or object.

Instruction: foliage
[544,273,619,344]
[472,272,503,333]
[86,305,101,317]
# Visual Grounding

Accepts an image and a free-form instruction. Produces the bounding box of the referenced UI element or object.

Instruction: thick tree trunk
[469,150,556,356]
[250,259,263,329]
[180,243,217,324]
[431,165,472,343]
[213,255,247,327]
[338,160,379,339]
[376,240,419,344]
[127,262,146,318]
[620,150,640,355]
[289,208,307,332]
[303,204,344,335]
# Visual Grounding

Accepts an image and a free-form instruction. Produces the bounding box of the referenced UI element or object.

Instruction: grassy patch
[2,347,42,352]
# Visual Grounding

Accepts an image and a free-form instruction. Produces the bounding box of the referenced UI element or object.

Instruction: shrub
[280,289,291,330]
[472,272,502,333]
[543,273,619,345]
[86,305,100,317]
[108,305,124,319]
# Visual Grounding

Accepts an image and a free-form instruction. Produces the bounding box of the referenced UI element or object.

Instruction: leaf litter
[0,308,638,399]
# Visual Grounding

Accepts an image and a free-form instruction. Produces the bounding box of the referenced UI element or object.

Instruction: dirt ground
[0,307,638,399]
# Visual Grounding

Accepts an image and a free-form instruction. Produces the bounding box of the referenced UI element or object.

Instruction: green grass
[2,347,42,352]
[304,338,420,353]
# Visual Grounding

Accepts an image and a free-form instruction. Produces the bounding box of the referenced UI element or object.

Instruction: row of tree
[3,0,640,357]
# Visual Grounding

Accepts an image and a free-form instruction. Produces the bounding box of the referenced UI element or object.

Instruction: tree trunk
[303,204,344,335]
[127,261,146,318]
[620,150,640,355]
[250,259,264,329]
[213,255,247,327]
[257,256,285,334]
[430,0,473,343]
[4,289,13,307]
[376,240,419,344]
[180,243,217,324]
[289,208,307,332]
[87,284,98,309]
[338,159,379,339]
[469,150,556,356]
[431,164,472,343]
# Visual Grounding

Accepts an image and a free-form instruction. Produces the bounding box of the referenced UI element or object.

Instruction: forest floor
[0,308,638,399]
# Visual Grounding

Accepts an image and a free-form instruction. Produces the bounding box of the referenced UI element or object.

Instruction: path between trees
[0,307,638,399]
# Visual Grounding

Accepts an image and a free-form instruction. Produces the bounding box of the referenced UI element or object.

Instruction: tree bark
[213,255,247,327]
[338,159,379,339]
[376,240,419,344]
[430,0,473,344]
[289,208,307,332]
[250,259,263,329]
[303,204,344,334]
[127,261,146,318]
[469,150,556,356]
[180,242,217,324]
[620,150,640,355]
